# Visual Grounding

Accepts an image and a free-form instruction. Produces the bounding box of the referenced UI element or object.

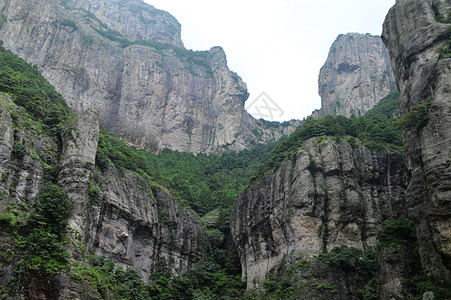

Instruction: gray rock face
[0,0,294,154]
[382,0,451,282]
[231,137,406,289]
[58,108,206,282]
[0,96,14,174]
[59,109,100,232]
[316,33,395,117]
[85,172,206,281]
[0,99,207,294]
[65,0,183,47]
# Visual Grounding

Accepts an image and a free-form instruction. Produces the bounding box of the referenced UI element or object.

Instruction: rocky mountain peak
[315,32,396,118]
[64,0,183,47]
[0,0,296,154]
[208,46,228,66]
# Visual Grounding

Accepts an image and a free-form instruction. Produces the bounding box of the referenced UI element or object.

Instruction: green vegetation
[96,129,278,216]
[0,43,75,298]
[376,218,451,300]
[0,22,446,299]
[72,255,151,299]
[148,251,245,299]
[0,43,72,137]
[59,19,78,30]
[0,185,72,297]
[399,101,432,133]
[258,91,402,178]
[432,4,451,23]
[376,218,417,247]
[364,90,399,119]
[318,246,378,299]
[70,250,245,300]
[258,118,296,128]
[18,185,71,276]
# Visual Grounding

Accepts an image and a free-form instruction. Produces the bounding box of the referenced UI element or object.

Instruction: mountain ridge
[0,0,298,154]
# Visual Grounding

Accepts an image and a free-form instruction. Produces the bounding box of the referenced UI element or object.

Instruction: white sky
[143,0,396,121]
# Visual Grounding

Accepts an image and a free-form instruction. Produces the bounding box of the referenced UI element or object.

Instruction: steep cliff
[314,33,395,118]
[0,0,295,154]
[0,49,207,298]
[59,110,206,283]
[382,0,451,283]
[231,137,407,291]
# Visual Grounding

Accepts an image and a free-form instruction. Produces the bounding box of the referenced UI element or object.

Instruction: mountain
[0,0,450,299]
[382,0,451,285]
[0,0,297,154]
[313,33,396,118]
[0,46,207,298]
[230,1,451,299]
[231,101,409,297]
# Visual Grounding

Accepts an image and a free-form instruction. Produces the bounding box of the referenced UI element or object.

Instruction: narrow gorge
[0,0,449,299]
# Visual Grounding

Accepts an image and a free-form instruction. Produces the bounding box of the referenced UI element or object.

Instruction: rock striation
[0,97,207,296]
[58,108,207,282]
[231,137,406,289]
[382,0,451,283]
[314,33,396,118]
[0,0,295,154]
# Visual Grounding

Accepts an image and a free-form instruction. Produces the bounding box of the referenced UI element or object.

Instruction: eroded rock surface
[314,33,395,118]
[382,0,451,282]
[0,0,295,153]
[231,137,406,289]
[58,108,206,282]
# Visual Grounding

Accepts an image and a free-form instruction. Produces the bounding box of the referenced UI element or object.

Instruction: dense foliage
[96,129,279,216]
[0,43,72,137]
[0,185,72,298]
[19,185,72,276]
[71,249,246,300]
[398,100,432,133]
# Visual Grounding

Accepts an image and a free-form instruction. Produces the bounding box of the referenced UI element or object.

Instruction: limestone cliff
[382,0,451,283]
[314,33,395,118]
[231,137,406,290]
[0,0,295,153]
[0,97,207,297]
[59,110,207,283]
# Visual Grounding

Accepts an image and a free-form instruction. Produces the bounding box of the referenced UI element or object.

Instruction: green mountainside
[0,41,449,299]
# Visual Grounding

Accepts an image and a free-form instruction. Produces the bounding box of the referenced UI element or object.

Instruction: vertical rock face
[58,108,206,282]
[59,109,100,232]
[65,0,184,47]
[83,167,206,282]
[316,33,395,117]
[382,0,451,282]
[0,97,13,175]
[0,96,207,294]
[0,0,294,153]
[231,137,406,289]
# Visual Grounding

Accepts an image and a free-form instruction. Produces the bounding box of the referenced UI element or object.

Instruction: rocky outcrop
[315,33,395,118]
[382,0,451,283]
[58,108,206,282]
[84,168,206,282]
[65,0,184,47]
[0,97,207,295]
[0,0,295,154]
[231,137,406,289]
[59,109,100,232]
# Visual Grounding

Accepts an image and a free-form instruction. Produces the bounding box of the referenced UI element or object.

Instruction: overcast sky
[143,0,396,121]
